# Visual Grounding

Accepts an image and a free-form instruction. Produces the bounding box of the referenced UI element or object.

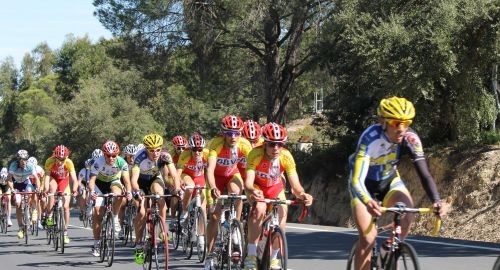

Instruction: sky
[0,1,112,69]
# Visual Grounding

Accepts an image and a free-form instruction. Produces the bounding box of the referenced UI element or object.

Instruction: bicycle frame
[182,185,207,262]
[0,194,9,233]
[96,193,124,266]
[142,194,172,270]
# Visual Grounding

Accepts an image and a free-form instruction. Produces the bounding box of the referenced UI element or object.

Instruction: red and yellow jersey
[208,136,252,177]
[44,156,76,181]
[177,148,209,178]
[246,146,297,192]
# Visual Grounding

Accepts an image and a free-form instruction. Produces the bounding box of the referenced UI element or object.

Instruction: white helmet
[91,149,103,160]
[0,167,7,180]
[16,149,29,160]
[136,144,145,150]
[27,157,38,166]
[123,144,139,156]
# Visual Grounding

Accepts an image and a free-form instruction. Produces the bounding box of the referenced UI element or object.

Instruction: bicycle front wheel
[170,205,182,250]
[260,226,287,270]
[195,209,207,263]
[385,242,420,270]
[345,240,358,270]
[58,209,65,254]
[227,220,244,270]
[105,213,116,267]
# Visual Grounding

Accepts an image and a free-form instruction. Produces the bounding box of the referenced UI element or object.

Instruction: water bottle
[379,239,392,265]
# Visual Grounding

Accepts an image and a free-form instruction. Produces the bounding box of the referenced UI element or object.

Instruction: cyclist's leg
[181,174,194,217]
[110,181,124,220]
[13,182,27,230]
[93,185,106,241]
[206,175,228,254]
[352,196,378,270]
[227,173,244,219]
[46,179,58,223]
[59,180,71,231]
[245,196,266,259]
[382,177,413,239]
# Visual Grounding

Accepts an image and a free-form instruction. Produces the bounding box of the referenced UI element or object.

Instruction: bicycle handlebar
[363,205,442,236]
[183,185,207,190]
[255,198,309,222]
[46,192,69,197]
[96,193,126,198]
[217,194,247,200]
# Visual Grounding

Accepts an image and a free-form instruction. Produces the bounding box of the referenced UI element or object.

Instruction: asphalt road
[0,210,498,270]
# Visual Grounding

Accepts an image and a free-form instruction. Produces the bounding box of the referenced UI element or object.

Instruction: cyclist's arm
[413,159,440,203]
[6,173,13,190]
[165,163,181,190]
[88,174,97,193]
[43,174,51,193]
[206,156,217,193]
[351,153,372,205]
[130,167,140,192]
[121,171,132,193]
[287,173,313,206]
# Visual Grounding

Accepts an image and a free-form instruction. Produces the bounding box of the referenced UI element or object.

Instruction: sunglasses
[176,146,185,151]
[148,148,162,153]
[193,148,203,152]
[266,142,285,148]
[386,119,412,128]
[224,131,241,137]
[105,154,118,158]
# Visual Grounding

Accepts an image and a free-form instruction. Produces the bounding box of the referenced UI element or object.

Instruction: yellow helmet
[143,133,164,149]
[377,96,415,120]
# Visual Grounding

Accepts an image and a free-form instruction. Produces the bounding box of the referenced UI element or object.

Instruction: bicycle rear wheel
[385,242,420,270]
[260,226,287,270]
[123,204,135,246]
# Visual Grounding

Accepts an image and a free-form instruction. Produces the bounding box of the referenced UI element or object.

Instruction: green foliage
[319,0,498,145]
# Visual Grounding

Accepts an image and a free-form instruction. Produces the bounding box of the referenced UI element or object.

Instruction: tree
[319,0,498,144]
[93,0,334,124]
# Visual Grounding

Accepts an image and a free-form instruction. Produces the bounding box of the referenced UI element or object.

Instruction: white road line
[287,225,500,252]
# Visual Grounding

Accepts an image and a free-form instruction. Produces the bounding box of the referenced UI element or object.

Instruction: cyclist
[27,157,45,229]
[348,96,446,270]
[77,158,93,221]
[168,135,187,229]
[6,150,40,239]
[131,133,181,264]
[92,148,104,160]
[205,115,252,270]
[88,140,132,257]
[0,167,13,227]
[243,122,313,270]
[177,133,209,226]
[43,145,79,244]
[242,119,264,148]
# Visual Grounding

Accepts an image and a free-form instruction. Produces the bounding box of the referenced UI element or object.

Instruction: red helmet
[102,140,120,155]
[54,145,70,159]
[172,135,187,147]
[261,122,288,142]
[242,120,261,141]
[188,132,206,148]
[221,115,244,131]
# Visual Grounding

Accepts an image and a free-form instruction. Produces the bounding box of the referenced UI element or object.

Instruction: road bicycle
[346,202,442,270]
[0,193,10,234]
[253,198,308,270]
[16,191,36,244]
[141,194,172,270]
[213,193,247,270]
[181,185,207,262]
[45,192,67,254]
[29,191,42,237]
[122,198,137,246]
[96,193,124,267]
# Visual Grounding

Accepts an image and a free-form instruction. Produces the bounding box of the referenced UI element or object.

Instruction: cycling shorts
[349,175,408,207]
[214,173,243,194]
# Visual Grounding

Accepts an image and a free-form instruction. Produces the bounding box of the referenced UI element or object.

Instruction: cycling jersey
[78,167,91,186]
[44,157,76,182]
[177,149,209,178]
[250,137,265,148]
[246,146,297,198]
[90,155,128,183]
[208,136,252,177]
[131,148,171,181]
[348,124,440,204]
[8,161,36,184]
